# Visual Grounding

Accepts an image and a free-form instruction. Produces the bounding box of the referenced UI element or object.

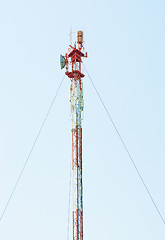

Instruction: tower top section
[60,30,87,80]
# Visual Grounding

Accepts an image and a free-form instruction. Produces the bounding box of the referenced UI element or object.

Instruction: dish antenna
[60,54,66,69]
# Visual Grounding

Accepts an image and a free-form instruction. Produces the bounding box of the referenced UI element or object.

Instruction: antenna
[70,26,72,46]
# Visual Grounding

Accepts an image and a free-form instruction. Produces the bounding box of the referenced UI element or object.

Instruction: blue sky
[0,0,165,239]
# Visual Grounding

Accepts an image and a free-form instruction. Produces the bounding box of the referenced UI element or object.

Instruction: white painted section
[71,79,83,213]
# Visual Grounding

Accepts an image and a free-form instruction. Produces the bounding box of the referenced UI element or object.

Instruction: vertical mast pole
[65,30,87,240]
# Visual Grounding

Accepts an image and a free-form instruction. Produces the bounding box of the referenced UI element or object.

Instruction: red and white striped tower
[64,31,87,240]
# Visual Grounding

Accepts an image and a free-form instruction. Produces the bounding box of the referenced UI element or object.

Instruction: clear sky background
[0,0,165,239]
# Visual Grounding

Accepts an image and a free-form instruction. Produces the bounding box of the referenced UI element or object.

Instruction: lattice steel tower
[60,30,87,240]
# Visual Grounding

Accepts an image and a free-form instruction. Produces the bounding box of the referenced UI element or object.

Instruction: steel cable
[0,75,65,222]
[83,63,165,225]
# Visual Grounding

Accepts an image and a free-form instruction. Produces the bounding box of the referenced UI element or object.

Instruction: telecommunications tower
[60,30,87,240]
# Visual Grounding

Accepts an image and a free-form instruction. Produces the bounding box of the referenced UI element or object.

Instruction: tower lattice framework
[65,31,87,240]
